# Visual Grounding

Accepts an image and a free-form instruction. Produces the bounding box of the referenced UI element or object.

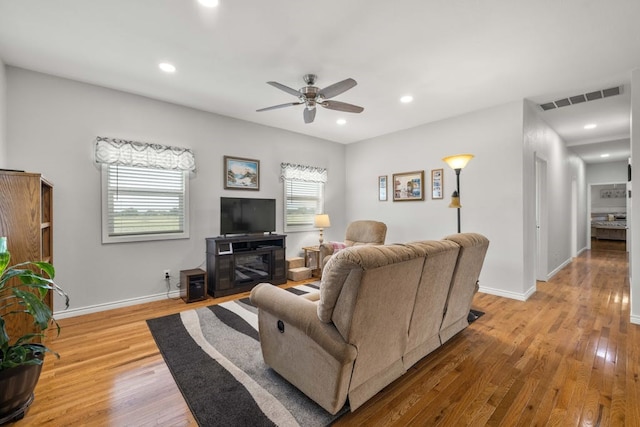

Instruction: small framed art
[392,170,425,201]
[431,168,443,199]
[378,175,388,201]
[224,156,260,190]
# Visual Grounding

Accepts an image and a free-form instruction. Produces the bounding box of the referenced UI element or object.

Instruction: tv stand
[206,234,287,297]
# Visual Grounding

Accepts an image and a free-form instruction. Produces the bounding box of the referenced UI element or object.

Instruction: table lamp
[314,214,331,244]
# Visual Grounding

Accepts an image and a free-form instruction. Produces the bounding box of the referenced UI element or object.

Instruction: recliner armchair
[318,220,387,268]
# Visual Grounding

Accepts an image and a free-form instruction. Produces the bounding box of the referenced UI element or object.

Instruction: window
[101,165,189,243]
[95,136,195,243]
[284,179,324,232]
[281,163,327,232]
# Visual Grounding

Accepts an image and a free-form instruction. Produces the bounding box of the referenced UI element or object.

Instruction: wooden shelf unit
[0,170,54,337]
[206,234,287,298]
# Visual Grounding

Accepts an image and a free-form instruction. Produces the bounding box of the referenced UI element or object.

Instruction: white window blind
[281,163,327,232]
[284,180,324,231]
[102,165,189,243]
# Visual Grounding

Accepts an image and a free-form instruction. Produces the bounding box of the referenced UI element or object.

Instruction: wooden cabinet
[206,234,286,298]
[0,170,54,340]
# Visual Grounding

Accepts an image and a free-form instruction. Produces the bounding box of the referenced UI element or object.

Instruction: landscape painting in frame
[224,156,260,190]
[393,170,425,201]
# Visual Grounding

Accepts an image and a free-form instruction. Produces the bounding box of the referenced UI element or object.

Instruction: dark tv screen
[220,197,276,235]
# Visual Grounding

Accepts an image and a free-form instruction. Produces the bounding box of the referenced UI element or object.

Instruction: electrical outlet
[164,269,171,279]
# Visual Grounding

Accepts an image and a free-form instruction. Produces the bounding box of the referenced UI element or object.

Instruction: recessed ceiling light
[198,0,219,7]
[336,119,347,125]
[584,123,597,130]
[601,153,610,158]
[158,62,176,73]
[400,95,413,103]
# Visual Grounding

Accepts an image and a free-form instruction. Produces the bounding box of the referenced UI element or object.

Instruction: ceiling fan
[257,74,364,124]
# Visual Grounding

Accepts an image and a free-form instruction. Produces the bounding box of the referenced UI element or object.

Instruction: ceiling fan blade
[267,81,302,98]
[304,107,316,124]
[318,78,357,99]
[321,100,364,113]
[256,102,302,112]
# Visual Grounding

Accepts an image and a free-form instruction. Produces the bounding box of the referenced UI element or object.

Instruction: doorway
[588,182,628,252]
[535,157,548,281]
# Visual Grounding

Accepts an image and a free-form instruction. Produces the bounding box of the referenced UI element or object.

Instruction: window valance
[95,136,196,171]
[280,163,327,183]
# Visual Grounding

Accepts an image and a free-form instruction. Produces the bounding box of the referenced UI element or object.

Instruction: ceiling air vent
[538,86,622,111]
[585,91,603,101]
[603,86,620,97]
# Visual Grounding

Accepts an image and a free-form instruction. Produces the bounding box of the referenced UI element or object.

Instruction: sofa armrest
[319,242,335,259]
[250,283,357,364]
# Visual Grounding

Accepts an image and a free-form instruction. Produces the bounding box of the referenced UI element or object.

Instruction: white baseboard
[631,314,640,325]
[546,257,572,281]
[54,290,181,319]
[478,285,535,301]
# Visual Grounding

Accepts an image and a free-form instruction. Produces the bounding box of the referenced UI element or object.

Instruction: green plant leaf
[12,288,52,330]
[32,262,55,279]
[1,244,68,371]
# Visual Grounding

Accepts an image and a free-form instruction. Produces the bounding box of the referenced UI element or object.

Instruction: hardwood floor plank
[12,247,640,426]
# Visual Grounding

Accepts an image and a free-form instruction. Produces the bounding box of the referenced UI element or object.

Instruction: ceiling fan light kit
[257,74,364,124]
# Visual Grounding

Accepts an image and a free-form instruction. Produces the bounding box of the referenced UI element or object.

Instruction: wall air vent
[538,86,622,111]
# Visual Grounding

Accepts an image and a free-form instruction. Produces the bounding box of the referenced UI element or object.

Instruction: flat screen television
[220,197,276,235]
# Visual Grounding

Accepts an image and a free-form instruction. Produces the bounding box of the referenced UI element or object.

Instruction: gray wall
[587,161,628,184]
[591,184,627,212]
[6,67,346,315]
[4,63,627,321]
[345,101,529,300]
[523,100,587,282]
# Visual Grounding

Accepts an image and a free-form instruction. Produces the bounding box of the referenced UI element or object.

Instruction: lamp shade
[442,154,474,170]
[448,191,461,208]
[314,214,331,228]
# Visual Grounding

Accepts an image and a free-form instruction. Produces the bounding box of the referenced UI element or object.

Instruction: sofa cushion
[317,244,423,324]
[403,239,460,368]
[321,244,427,410]
[439,233,490,343]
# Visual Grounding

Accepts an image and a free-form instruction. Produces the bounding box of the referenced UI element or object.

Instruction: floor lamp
[443,154,474,233]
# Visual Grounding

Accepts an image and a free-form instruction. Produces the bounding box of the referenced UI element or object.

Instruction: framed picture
[600,188,625,198]
[378,175,388,201]
[224,156,260,190]
[431,168,444,199]
[392,170,425,201]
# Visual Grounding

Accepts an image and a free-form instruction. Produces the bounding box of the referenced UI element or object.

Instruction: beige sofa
[250,233,489,414]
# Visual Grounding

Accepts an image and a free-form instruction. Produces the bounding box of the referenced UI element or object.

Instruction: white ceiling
[0,1,636,162]
[530,85,631,164]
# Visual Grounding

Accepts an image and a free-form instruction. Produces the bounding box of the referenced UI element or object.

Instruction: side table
[302,246,321,277]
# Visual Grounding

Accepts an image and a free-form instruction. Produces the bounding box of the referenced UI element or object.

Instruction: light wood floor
[16,242,639,426]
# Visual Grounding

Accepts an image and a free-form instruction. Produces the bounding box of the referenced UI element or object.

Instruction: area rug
[146,283,346,427]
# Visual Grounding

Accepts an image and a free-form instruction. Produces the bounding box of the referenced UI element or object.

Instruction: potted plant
[0,236,68,424]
